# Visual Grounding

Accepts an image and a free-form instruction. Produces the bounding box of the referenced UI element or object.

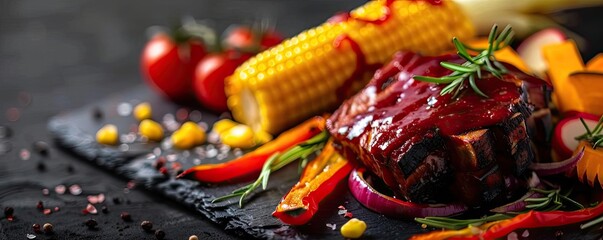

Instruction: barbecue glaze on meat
[327,51,548,207]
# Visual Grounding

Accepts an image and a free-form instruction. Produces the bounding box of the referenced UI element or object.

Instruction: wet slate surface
[1,0,603,239]
[48,85,603,240]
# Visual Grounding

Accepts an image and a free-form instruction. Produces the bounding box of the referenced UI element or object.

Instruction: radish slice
[553,112,599,159]
[517,28,566,77]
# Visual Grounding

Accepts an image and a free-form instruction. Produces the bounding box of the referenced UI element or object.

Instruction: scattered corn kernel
[340,218,367,239]
[96,124,119,145]
[171,129,195,149]
[254,130,273,145]
[133,102,152,121]
[139,119,164,141]
[221,124,255,149]
[212,119,238,134]
[180,121,206,145]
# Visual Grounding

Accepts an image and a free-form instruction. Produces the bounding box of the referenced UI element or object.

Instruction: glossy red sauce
[327,0,394,25]
[332,35,382,100]
[329,51,544,165]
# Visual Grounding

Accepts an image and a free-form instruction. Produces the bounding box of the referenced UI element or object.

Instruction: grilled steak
[327,51,549,206]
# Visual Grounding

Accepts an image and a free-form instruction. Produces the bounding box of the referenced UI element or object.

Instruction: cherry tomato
[193,51,251,112]
[222,25,283,52]
[141,33,205,101]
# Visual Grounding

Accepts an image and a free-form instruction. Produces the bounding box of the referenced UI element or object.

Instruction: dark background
[1,0,603,239]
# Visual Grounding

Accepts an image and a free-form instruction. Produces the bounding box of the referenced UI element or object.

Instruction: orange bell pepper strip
[273,141,353,225]
[177,116,326,183]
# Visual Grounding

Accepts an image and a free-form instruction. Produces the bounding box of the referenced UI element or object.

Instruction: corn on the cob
[226,0,474,134]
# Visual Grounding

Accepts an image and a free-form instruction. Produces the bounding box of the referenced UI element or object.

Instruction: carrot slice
[542,40,585,113]
[466,38,531,74]
[586,53,603,72]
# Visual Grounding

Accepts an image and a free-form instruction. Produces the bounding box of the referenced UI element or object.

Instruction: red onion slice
[530,147,585,176]
[491,172,544,213]
[349,168,467,218]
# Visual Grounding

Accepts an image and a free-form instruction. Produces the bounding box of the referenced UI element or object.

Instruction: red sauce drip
[332,34,382,100]
[327,0,394,25]
[410,0,443,6]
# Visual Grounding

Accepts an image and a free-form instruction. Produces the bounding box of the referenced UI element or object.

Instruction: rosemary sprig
[414,24,513,98]
[212,130,330,207]
[575,115,603,149]
[415,187,584,230]
[415,214,512,230]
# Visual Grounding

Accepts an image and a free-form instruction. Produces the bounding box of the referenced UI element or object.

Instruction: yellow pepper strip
[96,124,119,145]
[133,102,152,121]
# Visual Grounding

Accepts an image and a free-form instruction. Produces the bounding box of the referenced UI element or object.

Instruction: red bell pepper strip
[272,141,353,225]
[410,201,603,240]
[177,116,325,183]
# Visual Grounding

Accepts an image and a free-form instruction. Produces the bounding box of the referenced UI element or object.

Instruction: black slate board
[48,85,603,239]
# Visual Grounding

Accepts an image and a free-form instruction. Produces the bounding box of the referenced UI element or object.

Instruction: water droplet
[219,144,231,153]
[119,144,129,152]
[120,133,136,143]
[427,96,438,107]
[506,232,518,240]
[206,149,218,158]
[0,141,12,155]
[166,154,178,162]
[193,158,201,165]
[26,234,36,239]
[207,132,220,144]
[153,147,162,156]
[176,108,189,122]
[233,148,243,157]
[42,188,49,196]
[189,110,202,122]
[69,184,82,195]
[521,230,529,237]
[117,103,132,116]
[6,107,20,122]
[19,149,31,160]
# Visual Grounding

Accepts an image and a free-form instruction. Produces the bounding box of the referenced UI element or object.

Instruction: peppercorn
[43,223,53,234]
[141,220,153,232]
[112,197,121,204]
[37,162,46,171]
[85,219,98,229]
[120,212,132,222]
[36,201,44,210]
[33,141,49,156]
[101,205,109,214]
[67,165,75,173]
[92,107,103,120]
[154,229,165,240]
[189,235,199,240]
[4,207,13,217]
[32,223,41,233]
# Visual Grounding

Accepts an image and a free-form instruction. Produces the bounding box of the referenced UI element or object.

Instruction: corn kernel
[212,119,238,134]
[96,124,118,145]
[171,129,195,149]
[340,218,367,239]
[181,121,206,145]
[139,119,164,141]
[133,102,152,121]
[254,130,273,144]
[221,124,255,149]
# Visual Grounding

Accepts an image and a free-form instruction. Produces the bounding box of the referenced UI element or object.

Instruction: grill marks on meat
[328,52,547,207]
